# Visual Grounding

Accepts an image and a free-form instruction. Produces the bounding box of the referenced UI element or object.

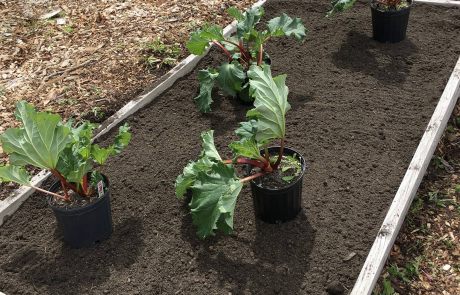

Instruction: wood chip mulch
[0,0,254,197]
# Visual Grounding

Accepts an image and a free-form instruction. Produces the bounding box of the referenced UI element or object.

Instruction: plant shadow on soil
[332,31,418,84]
[1,217,144,294]
[180,197,316,294]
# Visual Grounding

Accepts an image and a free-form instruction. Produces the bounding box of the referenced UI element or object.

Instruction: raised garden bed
[1,1,460,294]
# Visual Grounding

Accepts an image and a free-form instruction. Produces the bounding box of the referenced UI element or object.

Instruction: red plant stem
[272,138,285,170]
[29,185,68,201]
[223,158,267,170]
[221,40,250,61]
[50,169,83,197]
[239,40,252,62]
[257,44,263,66]
[59,179,70,200]
[240,172,264,183]
[212,40,233,61]
[82,174,88,195]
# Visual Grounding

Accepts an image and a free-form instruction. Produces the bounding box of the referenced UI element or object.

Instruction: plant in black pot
[176,65,307,239]
[0,101,131,248]
[328,0,412,43]
[187,6,306,113]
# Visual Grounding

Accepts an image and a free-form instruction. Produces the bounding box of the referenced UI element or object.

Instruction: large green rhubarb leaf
[175,130,222,198]
[327,0,357,16]
[216,62,246,97]
[186,24,225,55]
[194,69,219,113]
[190,162,242,238]
[267,13,307,41]
[0,101,71,170]
[247,65,291,143]
[0,165,31,186]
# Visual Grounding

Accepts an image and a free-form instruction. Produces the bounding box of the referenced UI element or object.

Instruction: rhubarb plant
[176,65,300,238]
[187,6,306,113]
[327,0,410,16]
[0,101,131,201]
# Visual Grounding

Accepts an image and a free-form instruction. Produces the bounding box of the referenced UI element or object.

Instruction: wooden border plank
[0,0,267,227]
[414,0,460,7]
[351,56,460,295]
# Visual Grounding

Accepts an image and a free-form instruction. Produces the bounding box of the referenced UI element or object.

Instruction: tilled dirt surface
[1,1,460,294]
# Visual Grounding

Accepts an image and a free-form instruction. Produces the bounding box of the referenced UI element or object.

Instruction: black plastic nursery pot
[250,146,307,224]
[371,4,411,43]
[48,174,113,248]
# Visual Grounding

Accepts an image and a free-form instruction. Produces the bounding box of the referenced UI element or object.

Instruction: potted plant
[328,0,412,43]
[0,101,131,248]
[186,6,306,112]
[176,65,307,239]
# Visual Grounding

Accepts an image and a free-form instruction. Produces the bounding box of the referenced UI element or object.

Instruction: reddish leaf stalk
[223,158,267,170]
[30,185,68,201]
[257,44,263,66]
[212,40,233,62]
[221,40,251,63]
[59,179,70,201]
[82,174,89,196]
[239,40,252,62]
[272,138,285,170]
[240,172,264,183]
[50,169,87,200]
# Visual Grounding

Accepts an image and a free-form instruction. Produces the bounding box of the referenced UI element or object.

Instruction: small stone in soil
[326,281,345,295]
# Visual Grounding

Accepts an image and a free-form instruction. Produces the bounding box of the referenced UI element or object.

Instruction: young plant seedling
[0,101,131,202]
[176,65,302,238]
[327,0,410,16]
[187,6,306,112]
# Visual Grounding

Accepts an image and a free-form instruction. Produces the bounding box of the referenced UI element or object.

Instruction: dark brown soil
[1,1,460,294]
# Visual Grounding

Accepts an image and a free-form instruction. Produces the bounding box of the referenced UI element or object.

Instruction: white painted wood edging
[351,56,460,295]
[0,0,267,226]
[413,0,460,7]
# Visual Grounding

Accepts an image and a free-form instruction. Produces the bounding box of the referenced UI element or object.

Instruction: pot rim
[47,172,110,213]
[250,146,307,191]
[370,0,412,13]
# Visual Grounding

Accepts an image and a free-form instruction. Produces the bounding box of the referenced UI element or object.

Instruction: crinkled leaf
[248,65,290,143]
[327,0,357,16]
[91,145,115,165]
[175,157,214,198]
[175,130,222,198]
[194,69,219,113]
[216,62,246,97]
[199,130,222,161]
[90,124,131,165]
[236,6,264,39]
[186,24,224,55]
[113,123,132,153]
[229,138,261,160]
[56,147,93,184]
[0,165,31,186]
[227,7,244,21]
[267,13,307,40]
[190,162,242,239]
[235,120,258,140]
[0,101,71,170]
